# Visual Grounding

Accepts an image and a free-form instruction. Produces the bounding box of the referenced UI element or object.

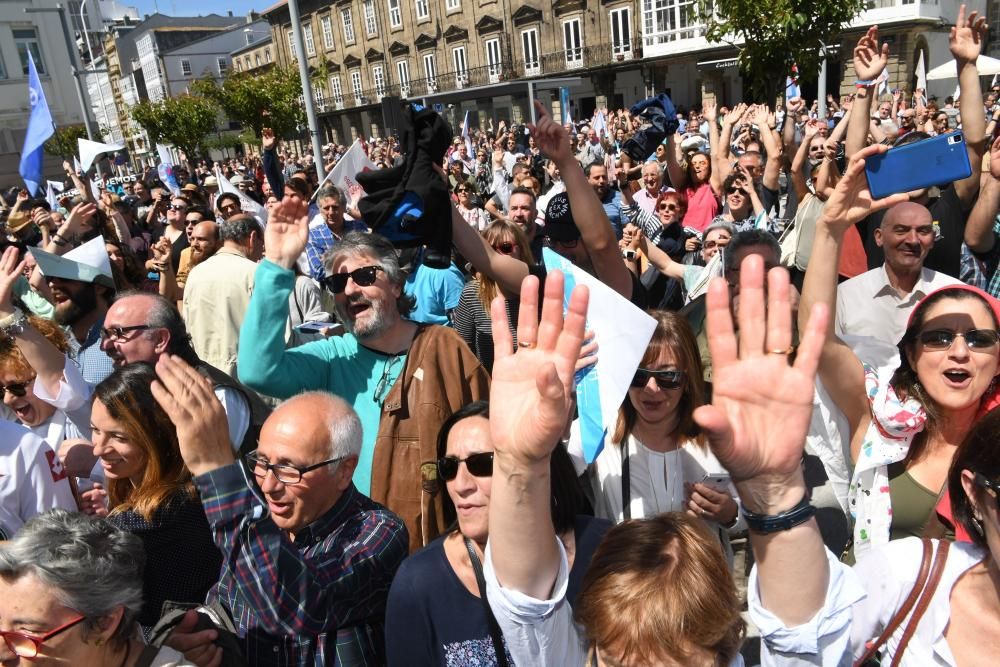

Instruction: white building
[159,18,270,97]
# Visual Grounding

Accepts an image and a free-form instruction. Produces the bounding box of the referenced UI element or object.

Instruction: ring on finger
[518,341,536,349]
[767,346,793,355]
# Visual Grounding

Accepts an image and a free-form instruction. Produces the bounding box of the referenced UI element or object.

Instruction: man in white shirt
[632,161,669,215]
[836,202,960,346]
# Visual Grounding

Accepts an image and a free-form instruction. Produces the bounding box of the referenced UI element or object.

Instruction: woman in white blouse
[571,310,742,559]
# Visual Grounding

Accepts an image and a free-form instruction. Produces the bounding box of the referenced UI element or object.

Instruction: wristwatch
[0,307,28,339]
[741,495,816,534]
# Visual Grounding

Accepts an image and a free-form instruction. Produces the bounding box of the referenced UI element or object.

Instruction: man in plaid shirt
[154,356,408,666]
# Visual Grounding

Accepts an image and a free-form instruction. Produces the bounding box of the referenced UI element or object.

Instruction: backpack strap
[464,536,510,667]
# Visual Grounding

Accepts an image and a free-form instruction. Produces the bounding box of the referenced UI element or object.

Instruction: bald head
[266,391,363,461]
[190,220,221,262]
[875,201,935,276]
[881,201,932,229]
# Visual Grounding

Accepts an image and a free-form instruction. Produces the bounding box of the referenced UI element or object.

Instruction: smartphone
[700,473,731,493]
[864,131,971,199]
[295,321,343,334]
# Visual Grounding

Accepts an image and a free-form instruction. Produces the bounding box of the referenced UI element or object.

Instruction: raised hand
[694,257,827,512]
[853,26,889,82]
[989,134,1000,180]
[0,246,25,318]
[818,143,909,233]
[703,99,718,124]
[489,270,588,466]
[64,202,97,237]
[785,98,804,116]
[950,4,987,63]
[527,100,573,165]
[263,195,310,270]
[150,355,234,477]
[262,127,277,151]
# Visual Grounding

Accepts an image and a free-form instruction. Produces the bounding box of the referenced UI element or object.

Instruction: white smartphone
[295,321,344,335]
[700,472,731,492]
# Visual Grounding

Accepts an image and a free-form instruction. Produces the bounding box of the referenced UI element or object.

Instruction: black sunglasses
[321,265,384,294]
[630,368,686,390]
[168,204,187,211]
[0,378,33,399]
[493,241,515,255]
[437,452,494,481]
[918,329,1000,350]
[974,473,1000,510]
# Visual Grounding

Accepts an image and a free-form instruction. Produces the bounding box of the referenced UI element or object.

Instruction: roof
[262,0,288,15]
[231,33,273,57]
[158,18,268,55]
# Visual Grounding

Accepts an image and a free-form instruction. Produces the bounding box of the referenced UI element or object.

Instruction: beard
[191,245,214,265]
[334,294,393,340]
[53,283,98,326]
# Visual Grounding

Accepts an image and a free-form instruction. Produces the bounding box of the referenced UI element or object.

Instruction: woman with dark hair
[569,310,743,561]
[106,238,146,292]
[383,400,610,666]
[663,138,721,233]
[799,143,1000,559]
[91,363,222,633]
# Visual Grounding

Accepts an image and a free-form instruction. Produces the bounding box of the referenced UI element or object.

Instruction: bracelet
[52,234,68,247]
[741,495,816,534]
[854,79,875,88]
[0,307,27,339]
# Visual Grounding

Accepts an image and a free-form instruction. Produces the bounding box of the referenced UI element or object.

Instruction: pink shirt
[684,182,720,233]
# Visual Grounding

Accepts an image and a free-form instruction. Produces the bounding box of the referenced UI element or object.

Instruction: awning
[697,57,738,71]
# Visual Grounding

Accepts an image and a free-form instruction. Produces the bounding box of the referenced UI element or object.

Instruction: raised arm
[782,98,803,160]
[715,102,745,184]
[487,270,587,599]
[800,145,909,459]
[261,128,286,198]
[450,201,528,296]
[530,101,634,299]
[950,4,989,207]
[965,135,1000,253]
[664,133,688,191]
[791,121,822,201]
[635,227,686,281]
[846,27,889,159]
[753,105,783,192]
[62,161,91,204]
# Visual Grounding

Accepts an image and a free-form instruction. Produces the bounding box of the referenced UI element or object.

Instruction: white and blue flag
[18,51,54,196]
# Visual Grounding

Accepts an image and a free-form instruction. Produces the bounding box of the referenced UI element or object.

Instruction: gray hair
[723,229,781,275]
[114,291,199,364]
[0,510,144,648]
[316,185,346,207]
[703,219,737,240]
[220,214,260,243]
[324,232,416,317]
[284,391,363,459]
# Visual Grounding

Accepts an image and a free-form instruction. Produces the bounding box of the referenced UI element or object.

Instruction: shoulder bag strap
[854,538,934,667]
[890,540,951,667]
[621,439,631,521]
[464,536,511,667]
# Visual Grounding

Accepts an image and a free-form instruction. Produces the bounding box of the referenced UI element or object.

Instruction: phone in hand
[295,321,343,335]
[864,131,971,199]
[699,473,731,493]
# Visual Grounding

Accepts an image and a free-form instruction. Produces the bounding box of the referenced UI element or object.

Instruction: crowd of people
[0,6,999,665]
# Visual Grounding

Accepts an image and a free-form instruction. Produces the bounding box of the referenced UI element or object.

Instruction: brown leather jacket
[369,325,490,552]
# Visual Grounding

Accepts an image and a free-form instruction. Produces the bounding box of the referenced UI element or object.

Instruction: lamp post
[25,4,96,139]
[80,0,111,138]
[287,0,326,182]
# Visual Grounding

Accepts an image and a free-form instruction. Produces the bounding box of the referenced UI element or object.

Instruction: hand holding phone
[864,131,971,199]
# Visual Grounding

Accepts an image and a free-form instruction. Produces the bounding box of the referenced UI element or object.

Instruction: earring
[94,638,104,647]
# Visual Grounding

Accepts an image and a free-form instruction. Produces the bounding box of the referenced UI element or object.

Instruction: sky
[130,0,273,18]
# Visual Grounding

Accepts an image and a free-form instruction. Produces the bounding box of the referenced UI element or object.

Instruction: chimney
[227,10,233,16]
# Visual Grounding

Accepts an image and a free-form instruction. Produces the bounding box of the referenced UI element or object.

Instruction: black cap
[543,192,580,242]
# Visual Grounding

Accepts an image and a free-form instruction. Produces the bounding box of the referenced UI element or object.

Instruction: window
[180,59,192,76]
[331,75,344,105]
[486,38,502,82]
[14,28,45,76]
[245,56,251,69]
[342,8,356,43]
[387,0,402,28]
[364,0,378,35]
[423,53,436,87]
[415,0,429,19]
[255,54,261,67]
[350,70,363,102]
[217,57,228,74]
[446,0,460,9]
[643,0,703,43]
[563,19,583,67]
[236,60,243,72]
[287,29,297,59]
[452,46,467,85]
[396,59,410,95]
[321,16,335,49]
[265,49,272,63]
[373,65,387,97]
[302,24,315,56]
[610,7,632,57]
[521,28,539,75]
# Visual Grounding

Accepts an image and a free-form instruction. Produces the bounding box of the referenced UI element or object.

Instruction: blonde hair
[477,220,535,312]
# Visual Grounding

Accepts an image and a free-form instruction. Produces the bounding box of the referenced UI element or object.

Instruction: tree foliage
[44,124,89,158]
[698,0,866,100]
[191,66,306,140]
[130,94,220,160]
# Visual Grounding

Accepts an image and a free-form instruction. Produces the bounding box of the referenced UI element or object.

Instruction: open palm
[950,5,986,63]
[853,26,888,81]
[489,271,588,465]
[820,143,910,234]
[264,196,310,269]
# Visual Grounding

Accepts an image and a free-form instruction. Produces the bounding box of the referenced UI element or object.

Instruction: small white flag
[78,138,124,174]
[215,169,267,227]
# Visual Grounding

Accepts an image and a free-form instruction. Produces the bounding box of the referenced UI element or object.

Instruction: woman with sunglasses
[630,219,735,306]
[0,509,194,666]
[569,310,742,561]
[454,182,489,232]
[617,170,686,256]
[384,401,609,666]
[711,169,774,234]
[453,221,534,373]
[800,143,1000,560]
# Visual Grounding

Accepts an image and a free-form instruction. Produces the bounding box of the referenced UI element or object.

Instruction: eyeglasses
[918,329,1000,350]
[320,266,385,294]
[244,450,346,485]
[0,376,34,399]
[658,203,679,212]
[630,368,686,390]
[167,204,187,212]
[974,473,1000,510]
[456,188,469,194]
[492,242,515,255]
[437,452,495,481]
[373,354,403,405]
[726,188,744,195]
[99,325,153,342]
[0,614,87,658]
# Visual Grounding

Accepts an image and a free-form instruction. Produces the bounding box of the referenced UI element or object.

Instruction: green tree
[698,0,866,100]
[191,66,306,141]
[44,124,89,158]
[130,94,220,160]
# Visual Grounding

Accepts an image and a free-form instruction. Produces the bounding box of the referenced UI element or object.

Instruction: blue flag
[18,51,54,196]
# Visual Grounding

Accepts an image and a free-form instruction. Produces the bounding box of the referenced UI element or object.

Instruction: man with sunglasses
[152,358,408,667]
[148,195,191,275]
[239,204,489,552]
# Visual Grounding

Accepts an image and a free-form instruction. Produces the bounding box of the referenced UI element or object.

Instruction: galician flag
[18,51,55,196]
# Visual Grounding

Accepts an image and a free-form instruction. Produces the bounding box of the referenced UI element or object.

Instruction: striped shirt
[196,464,409,666]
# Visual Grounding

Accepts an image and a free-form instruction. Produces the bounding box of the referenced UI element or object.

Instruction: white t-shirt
[0,420,77,538]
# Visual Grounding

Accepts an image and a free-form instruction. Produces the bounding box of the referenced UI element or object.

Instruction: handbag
[147,598,247,667]
[854,538,951,667]
[464,536,510,667]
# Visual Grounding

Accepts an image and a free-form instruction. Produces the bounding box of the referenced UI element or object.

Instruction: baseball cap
[543,192,581,243]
